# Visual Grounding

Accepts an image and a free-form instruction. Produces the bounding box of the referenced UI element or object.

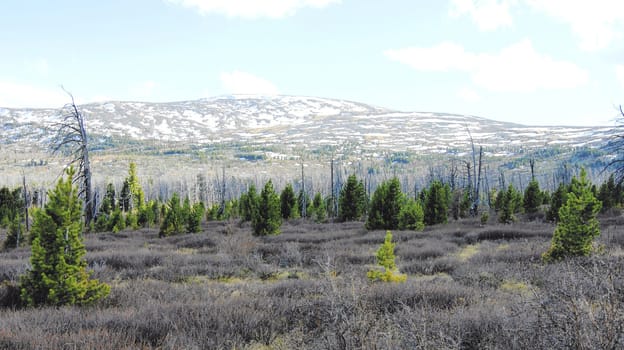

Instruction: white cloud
[220,71,279,95]
[449,0,514,31]
[525,0,624,51]
[451,0,624,51]
[472,39,588,92]
[385,39,588,93]
[0,82,67,108]
[166,0,340,19]
[457,87,480,102]
[617,65,624,89]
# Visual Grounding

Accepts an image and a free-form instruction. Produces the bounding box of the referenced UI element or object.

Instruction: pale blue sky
[1,0,623,126]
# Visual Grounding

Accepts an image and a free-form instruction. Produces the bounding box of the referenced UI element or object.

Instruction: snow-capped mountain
[0,95,616,156]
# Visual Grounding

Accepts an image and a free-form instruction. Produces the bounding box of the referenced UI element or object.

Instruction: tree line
[4,163,622,242]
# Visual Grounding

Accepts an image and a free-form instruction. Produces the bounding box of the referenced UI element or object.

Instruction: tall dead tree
[22,175,29,232]
[330,157,335,218]
[473,146,483,215]
[52,90,94,227]
[449,159,458,191]
[301,159,306,219]
[466,126,483,216]
[216,166,226,216]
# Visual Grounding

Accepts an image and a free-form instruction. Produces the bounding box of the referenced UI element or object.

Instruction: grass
[0,217,623,349]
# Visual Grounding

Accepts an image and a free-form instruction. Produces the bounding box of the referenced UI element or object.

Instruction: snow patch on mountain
[0,95,616,157]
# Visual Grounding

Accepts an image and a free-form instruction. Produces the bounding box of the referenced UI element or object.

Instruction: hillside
[0,95,616,157]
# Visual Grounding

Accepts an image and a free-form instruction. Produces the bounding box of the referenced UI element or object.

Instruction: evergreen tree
[100,183,116,215]
[206,204,220,221]
[459,189,472,219]
[543,169,601,262]
[367,231,406,282]
[239,184,258,222]
[227,199,239,219]
[3,213,24,250]
[253,180,282,236]
[280,183,298,220]
[109,208,125,233]
[598,175,617,212]
[423,180,448,226]
[366,178,403,230]
[615,181,624,206]
[523,179,542,214]
[126,162,145,211]
[398,198,425,231]
[339,174,367,222]
[312,192,326,223]
[94,183,117,233]
[512,186,523,213]
[498,184,520,224]
[494,189,505,213]
[138,200,159,228]
[547,182,568,222]
[119,179,131,212]
[182,197,192,225]
[159,193,184,237]
[0,187,23,228]
[186,202,204,233]
[125,210,139,230]
[541,190,551,205]
[19,167,109,306]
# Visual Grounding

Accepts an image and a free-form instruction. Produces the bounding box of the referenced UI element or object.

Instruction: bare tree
[466,125,483,216]
[52,90,94,227]
[22,175,29,232]
[301,158,306,218]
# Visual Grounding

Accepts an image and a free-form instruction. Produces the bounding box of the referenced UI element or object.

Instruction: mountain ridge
[0,95,615,158]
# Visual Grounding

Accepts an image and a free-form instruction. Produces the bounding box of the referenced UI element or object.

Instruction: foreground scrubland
[1,216,623,349]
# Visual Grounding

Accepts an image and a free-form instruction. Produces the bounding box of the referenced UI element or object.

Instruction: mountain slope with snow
[0,95,615,156]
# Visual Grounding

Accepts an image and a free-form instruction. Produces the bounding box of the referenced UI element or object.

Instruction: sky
[1,0,624,126]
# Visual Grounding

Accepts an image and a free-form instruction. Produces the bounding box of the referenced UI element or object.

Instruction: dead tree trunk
[52,90,94,227]
[330,157,335,218]
[22,175,29,232]
[449,159,458,191]
[301,160,306,219]
[218,166,226,216]
[464,160,472,202]
[484,166,492,208]
[473,146,483,216]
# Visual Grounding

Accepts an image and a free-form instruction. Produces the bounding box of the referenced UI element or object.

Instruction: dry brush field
[1,216,624,349]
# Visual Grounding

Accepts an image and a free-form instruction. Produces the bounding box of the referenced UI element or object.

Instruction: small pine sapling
[367,231,407,282]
